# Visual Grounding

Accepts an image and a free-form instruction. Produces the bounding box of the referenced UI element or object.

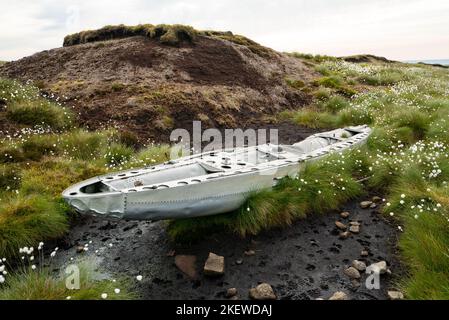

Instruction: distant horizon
[1,0,448,61]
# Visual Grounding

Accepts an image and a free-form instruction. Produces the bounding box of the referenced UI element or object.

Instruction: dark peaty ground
[54,197,401,300]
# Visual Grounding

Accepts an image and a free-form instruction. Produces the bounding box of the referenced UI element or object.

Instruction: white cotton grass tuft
[114,288,121,294]
[136,275,143,281]
[101,293,108,299]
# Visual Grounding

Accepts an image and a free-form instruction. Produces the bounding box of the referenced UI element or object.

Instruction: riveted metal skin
[62,125,372,220]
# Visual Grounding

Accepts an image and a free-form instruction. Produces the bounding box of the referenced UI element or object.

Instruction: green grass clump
[104,143,133,166]
[289,109,338,128]
[290,52,339,63]
[315,76,344,89]
[63,23,197,47]
[393,109,433,141]
[60,129,109,160]
[314,88,332,101]
[321,96,350,113]
[2,79,73,131]
[19,160,105,197]
[285,78,305,89]
[358,69,406,86]
[0,260,136,300]
[0,164,21,192]
[0,195,68,258]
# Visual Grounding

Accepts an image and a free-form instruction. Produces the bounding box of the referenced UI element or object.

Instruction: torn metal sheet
[62,125,372,220]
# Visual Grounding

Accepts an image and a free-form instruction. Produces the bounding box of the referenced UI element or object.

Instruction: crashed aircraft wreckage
[63,125,372,220]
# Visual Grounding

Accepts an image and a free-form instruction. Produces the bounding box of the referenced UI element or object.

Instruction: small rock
[339,231,351,239]
[244,250,256,256]
[235,259,243,265]
[352,260,367,271]
[335,221,347,230]
[226,288,238,298]
[351,279,361,288]
[372,196,382,203]
[368,261,388,274]
[249,283,276,300]
[369,203,377,209]
[349,225,360,234]
[204,252,225,276]
[340,211,350,218]
[76,246,84,253]
[361,250,369,257]
[344,266,361,279]
[329,291,348,300]
[360,201,373,209]
[229,295,240,300]
[387,290,404,300]
[175,255,197,279]
[350,221,360,226]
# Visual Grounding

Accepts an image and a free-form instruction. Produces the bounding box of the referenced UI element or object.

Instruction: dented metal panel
[62,125,372,220]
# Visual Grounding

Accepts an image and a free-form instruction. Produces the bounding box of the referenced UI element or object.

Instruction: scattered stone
[344,266,361,279]
[335,221,347,230]
[350,221,360,226]
[351,279,361,288]
[369,261,388,274]
[229,295,240,300]
[175,255,197,279]
[244,250,256,256]
[204,252,225,276]
[360,201,373,209]
[352,260,367,271]
[339,231,351,239]
[361,250,369,257]
[226,287,238,298]
[235,259,243,265]
[372,196,382,203]
[349,225,360,234]
[369,203,377,209]
[76,246,84,253]
[387,291,404,300]
[340,211,350,218]
[328,291,348,300]
[249,283,276,300]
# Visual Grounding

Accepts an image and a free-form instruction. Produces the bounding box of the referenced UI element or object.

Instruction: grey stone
[360,201,373,209]
[329,291,348,300]
[344,266,361,279]
[249,283,276,300]
[204,252,225,276]
[335,221,347,230]
[352,260,367,271]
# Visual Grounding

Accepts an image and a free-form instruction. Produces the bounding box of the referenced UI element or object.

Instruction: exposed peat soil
[53,197,400,300]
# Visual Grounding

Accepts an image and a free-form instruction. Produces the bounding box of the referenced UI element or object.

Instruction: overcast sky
[1,0,448,61]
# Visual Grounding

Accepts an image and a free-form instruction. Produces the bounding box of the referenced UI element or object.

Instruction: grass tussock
[0,260,136,300]
[63,23,197,47]
[1,78,74,131]
[0,195,68,258]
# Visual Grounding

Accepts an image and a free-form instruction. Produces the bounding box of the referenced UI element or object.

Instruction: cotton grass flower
[114,288,121,294]
[101,293,108,299]
[136,275,143,281]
